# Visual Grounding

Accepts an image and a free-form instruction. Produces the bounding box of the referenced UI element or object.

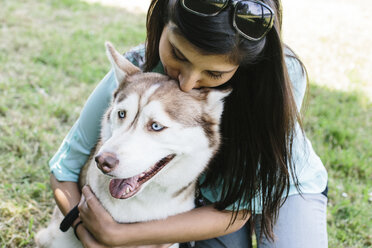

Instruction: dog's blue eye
[151,122,164,131]
[118,110,126,119]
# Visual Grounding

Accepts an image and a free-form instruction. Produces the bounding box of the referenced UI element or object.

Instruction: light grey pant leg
[193,223,252,248]
[254,193,328,248]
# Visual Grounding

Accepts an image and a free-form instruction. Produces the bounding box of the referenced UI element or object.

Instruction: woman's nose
[178,71,200,92]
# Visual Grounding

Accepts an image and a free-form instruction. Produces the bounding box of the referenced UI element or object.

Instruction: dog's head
[95,42,231,199]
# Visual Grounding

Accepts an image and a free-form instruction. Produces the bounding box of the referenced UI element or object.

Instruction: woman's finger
[78,193,85,207]
[78,191,87,217]
[82,185,97,208]
[78,185,117,245]
[81,185,108,215]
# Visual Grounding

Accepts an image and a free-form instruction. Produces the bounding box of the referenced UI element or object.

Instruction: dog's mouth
[109,154,176,199]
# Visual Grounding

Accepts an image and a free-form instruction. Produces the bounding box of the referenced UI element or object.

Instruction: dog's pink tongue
[109,177,139,199]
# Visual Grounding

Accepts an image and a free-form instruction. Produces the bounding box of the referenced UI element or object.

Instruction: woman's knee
[254,194,328,248]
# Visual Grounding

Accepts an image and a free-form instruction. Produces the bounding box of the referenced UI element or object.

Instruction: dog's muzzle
[109,154,176,199]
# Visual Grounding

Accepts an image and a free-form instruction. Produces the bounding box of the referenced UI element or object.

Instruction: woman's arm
[117,205,249,246]
[50,174,98,246]
[50,174,81,216]
[78,186,250,247]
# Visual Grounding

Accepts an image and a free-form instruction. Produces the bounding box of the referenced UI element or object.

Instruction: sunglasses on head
[180,0,275,41]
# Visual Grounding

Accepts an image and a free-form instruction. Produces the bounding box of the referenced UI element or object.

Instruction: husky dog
[36,42,230,248]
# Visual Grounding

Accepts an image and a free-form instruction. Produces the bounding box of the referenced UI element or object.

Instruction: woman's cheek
[166,66,180,80]
[162,57,180,79]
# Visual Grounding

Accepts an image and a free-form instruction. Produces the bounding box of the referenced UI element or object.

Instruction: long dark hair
[145,0,302,241]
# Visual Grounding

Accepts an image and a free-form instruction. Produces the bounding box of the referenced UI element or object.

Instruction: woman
[49,0,328,247]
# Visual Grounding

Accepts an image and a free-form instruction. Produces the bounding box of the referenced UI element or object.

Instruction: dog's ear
[203,88,232,122]
[105,41,140,84]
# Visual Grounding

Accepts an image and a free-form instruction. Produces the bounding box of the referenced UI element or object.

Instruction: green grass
[303,85,372,248]
[0,0,371,247]
[0,0,146,246]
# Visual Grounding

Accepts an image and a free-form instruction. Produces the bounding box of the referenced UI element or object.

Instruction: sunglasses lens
[234,1,273,40]
[182,0,228,15]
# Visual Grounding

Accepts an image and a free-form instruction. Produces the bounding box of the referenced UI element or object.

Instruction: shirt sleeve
[285,52,307,111]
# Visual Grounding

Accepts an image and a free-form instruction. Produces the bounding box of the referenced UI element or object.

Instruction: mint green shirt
[49,45,327,213]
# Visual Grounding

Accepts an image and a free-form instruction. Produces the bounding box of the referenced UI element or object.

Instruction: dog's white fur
[36,42,230,248]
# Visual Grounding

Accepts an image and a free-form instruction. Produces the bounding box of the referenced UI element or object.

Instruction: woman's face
[159,23,239,92]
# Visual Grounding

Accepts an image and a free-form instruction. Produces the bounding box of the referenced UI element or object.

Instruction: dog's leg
[35,206,82,248]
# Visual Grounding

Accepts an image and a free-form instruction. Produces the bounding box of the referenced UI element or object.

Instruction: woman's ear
[105,41,140,84]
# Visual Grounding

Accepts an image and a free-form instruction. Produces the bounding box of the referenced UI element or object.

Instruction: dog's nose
[95,152,119,173]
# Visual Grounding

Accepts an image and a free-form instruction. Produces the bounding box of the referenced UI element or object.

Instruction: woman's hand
[78,186,175,248]
[77,223,172,248]
[76,223,110,248]
[78,185,119,246]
